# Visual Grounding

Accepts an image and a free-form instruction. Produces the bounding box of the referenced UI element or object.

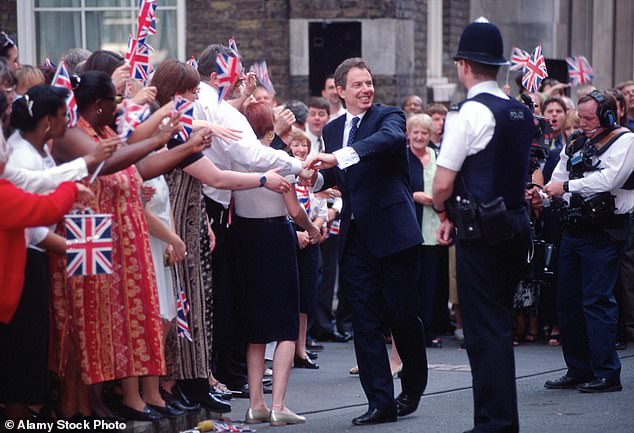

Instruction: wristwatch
[563,180,569,193]
[259,174,267,187]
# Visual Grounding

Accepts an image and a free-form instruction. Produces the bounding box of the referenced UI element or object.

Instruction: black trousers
[456,226,529,433]
[340,222,427,410]
[205,197,248,389]
[313,233,339,336]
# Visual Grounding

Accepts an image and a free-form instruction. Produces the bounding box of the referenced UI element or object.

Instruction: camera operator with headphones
[543,90,634,393]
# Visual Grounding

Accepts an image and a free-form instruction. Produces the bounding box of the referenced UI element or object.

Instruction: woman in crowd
[408,113,448,349]
[239,101,320,426]
[15,65,45,96]
[148,59,290,412]
[0,86,97,421]
[288,127,327,370]
[0,30,19,71]
[49,70,208,421]
[0,58,17,133]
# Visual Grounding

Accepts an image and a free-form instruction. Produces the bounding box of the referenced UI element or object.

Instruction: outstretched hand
[304,153,338,170]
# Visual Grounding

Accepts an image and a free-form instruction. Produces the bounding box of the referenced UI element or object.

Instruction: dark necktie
[347,116,360,147]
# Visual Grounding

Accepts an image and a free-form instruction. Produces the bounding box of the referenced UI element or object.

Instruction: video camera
[519,94,550,161]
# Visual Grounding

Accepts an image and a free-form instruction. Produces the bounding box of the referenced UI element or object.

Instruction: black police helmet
[453,18,509,66]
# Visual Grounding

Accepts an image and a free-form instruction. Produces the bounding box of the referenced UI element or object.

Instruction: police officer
[543,90,634,393]
[432,18,533,433]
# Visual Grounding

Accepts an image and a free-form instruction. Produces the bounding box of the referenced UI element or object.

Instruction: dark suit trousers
[314,234,339,336]
[205,197,248,389]
[558,231,623,382]
[457,234,527,433]
[340,222,427,410]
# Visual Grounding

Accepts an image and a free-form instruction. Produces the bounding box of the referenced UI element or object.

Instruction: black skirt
[0,249,50,404]
[230,216,300,344]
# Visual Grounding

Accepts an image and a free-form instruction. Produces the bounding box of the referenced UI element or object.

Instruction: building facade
[2,1,634,106]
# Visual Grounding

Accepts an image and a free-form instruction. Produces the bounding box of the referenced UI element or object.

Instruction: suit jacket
[321,104,423,260]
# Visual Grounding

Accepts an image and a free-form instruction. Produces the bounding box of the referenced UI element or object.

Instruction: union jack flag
[295,183,311,216]
[521,44,548,93]
[509,47,530,72]
[136,0,157,41]
[216,53,241,102]
[328,219,340,237]
[228,36,240,58]
[128,39,152,83]
[174,268,192,341]
[65,213,113,277]
[51,61,78,128]
[173,95,194,142]
[116,99,151,139]
[250,60,275,95]
[186,56,198,70]
[566,55,594,86]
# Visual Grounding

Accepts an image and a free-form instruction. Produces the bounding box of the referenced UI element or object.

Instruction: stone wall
[186,0,291,101]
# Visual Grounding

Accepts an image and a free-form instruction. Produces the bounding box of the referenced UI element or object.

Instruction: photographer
[543,90,634,393]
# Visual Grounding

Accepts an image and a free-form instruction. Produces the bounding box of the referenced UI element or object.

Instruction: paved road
[128,338,633,433]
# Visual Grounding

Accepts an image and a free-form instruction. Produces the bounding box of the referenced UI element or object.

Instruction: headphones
[588,90,616,128]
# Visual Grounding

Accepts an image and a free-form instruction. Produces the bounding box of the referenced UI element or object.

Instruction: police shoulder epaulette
[449,100,468,112]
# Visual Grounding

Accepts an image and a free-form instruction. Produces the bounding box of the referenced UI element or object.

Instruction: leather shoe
[194,392,231,413]
[352,407,397,425]
[210,384,233,401]
[318,331,352,343]
[171,383,201,411]
[544,375,591,389]
[118,404,164,422]
[306,338,324,351]
[244,407,269,424]
[577,377,622,393]
[395,392,420,417]
[270,408,306,426]
[146,402,185,418]
[306,350,318,360]
[294,354,319,369]
[160,387,200,411]
[232,383,272,399]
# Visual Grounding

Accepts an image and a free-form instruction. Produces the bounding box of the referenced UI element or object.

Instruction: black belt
[234,215,288,224]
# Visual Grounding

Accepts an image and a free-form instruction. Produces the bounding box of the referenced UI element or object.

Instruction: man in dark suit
[306,57,427,426]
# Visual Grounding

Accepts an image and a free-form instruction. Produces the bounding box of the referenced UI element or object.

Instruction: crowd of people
[0,18,633,433]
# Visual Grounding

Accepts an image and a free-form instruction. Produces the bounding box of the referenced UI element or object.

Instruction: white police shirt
[436,80,508,172]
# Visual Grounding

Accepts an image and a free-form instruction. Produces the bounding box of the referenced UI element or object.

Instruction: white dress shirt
[329,105,346,122]
[194,81,302,208]
[305,128,324,158]
[232,175,296,218]
[333,111,367,169]
[436,80,508,172]
[550,131,634,214]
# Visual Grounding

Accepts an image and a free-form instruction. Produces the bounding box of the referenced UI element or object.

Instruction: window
[17,0,185,66]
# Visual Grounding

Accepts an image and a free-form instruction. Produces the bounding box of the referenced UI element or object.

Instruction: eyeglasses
[0,31,15,49]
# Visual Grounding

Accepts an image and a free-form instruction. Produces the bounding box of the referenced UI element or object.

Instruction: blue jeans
[557,231,624,381]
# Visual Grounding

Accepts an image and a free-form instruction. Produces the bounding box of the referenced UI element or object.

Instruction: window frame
[17,0,186,66]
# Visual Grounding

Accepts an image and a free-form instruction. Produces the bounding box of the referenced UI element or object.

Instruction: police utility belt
[554,128,633,228]
[446,178,523,245]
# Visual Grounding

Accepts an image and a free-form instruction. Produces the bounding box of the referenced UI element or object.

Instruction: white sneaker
[454,328,464,341]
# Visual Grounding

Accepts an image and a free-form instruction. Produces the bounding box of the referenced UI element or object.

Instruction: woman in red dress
[50,70,207,421]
